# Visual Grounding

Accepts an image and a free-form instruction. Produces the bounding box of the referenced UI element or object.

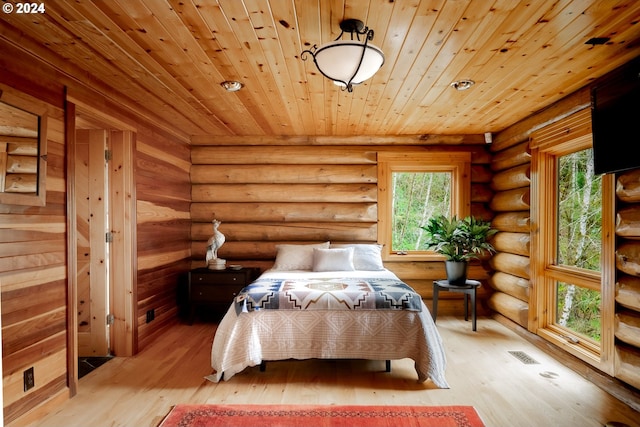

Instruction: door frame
[65,99,137,394]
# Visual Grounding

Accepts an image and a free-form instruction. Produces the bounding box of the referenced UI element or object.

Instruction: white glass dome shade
[312,40,385,86]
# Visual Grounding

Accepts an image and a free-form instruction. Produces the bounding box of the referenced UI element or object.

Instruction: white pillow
[312,247,355,272]
[330,243,385,270]
[271,242,330,270]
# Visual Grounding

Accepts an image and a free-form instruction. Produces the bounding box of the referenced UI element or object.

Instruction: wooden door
[76,129,110,357]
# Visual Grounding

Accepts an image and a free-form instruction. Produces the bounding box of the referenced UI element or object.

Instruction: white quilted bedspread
[210,269,449,388]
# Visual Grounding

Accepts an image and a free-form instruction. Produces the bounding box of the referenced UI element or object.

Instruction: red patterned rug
[158,404,485,427]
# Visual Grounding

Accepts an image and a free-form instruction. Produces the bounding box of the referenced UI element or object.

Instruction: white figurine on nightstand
[206,219,226,270]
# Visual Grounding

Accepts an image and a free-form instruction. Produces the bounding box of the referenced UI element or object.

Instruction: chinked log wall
[190,142,494,315]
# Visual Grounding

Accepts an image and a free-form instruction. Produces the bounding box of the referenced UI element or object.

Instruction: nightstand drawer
[191,283,242,303]
[191,271,245,286]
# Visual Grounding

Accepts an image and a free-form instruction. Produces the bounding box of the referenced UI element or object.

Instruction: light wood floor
[23,316,640,427]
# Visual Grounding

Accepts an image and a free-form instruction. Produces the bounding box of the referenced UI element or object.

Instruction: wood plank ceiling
[1,0,640,139]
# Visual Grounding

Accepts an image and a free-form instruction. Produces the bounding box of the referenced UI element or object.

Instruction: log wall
[614,169,640,389]
[0,38,191,425]
[487,140,531,327]
[190,144,494,316]
[486,76,592,330]
[487,60,640,391]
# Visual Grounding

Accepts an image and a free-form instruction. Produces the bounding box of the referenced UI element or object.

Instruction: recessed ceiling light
[450,79,475,91]
[221,81,243,92]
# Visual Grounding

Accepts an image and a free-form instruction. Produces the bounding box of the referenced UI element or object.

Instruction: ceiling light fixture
[301,19,385,92]
[220,81,243,92]
[450,79,475,91]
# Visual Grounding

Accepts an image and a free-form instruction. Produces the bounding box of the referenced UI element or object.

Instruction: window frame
[530,109,615,374]
[377,152,471,262]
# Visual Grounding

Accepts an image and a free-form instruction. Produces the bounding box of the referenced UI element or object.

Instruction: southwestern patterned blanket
[234,276,423,313]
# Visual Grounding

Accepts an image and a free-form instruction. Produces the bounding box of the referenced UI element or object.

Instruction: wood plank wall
[0,47,68,425]
[190,144,494,316]
[135,128,191,351]
[0,38,192,425]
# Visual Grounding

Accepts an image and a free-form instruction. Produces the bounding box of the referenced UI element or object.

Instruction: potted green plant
[421,215,496,285]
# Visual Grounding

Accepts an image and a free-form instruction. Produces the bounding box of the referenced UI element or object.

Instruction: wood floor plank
[21,317,640,427]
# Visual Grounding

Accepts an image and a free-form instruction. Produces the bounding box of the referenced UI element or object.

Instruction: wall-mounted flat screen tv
[591,57,640,175]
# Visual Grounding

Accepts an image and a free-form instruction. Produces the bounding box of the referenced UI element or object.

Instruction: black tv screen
[591,58,640,175]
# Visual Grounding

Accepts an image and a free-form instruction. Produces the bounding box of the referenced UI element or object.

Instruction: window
[377,152,471,261]
[531,109,615,374]
[556,149,603,342]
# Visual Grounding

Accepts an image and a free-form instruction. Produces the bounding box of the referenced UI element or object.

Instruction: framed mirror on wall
[0,87,48,206]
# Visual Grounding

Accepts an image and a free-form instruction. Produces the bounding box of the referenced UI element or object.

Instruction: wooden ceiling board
[1,0,639,140]
[250,0,314,134]
[415,0,635,133]
[191,0,294,135]
[331,0,370,135]
[348,1,396,136]
[402,2,514,133]
[317,0,346,136]
[354,1,439,136]
[293,0,326,134]
[42,0,227,135]
[415,1,558,131]
[164,0,274,135]
[217,0,295,131]
[424,1,576,132]
[479,0,638,124]
[104,0,248,132]
[388,1,493,135]
[0,5,194,136]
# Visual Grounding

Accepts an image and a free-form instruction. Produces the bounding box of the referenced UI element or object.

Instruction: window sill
[383,252,445,262]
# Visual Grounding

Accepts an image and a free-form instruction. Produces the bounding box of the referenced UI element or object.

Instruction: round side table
[432,279,481,331]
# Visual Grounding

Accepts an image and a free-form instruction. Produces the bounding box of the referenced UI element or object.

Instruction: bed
[210,243,449,388]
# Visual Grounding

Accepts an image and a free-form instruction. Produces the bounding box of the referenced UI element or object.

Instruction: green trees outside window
[391,172,451,252]
[556,148,602,342]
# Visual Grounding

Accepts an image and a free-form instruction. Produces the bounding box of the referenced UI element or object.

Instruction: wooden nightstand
[188,267,260,323]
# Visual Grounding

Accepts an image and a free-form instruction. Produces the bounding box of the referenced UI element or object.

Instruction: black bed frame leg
[385,360,391,372]
[260,361,266,372]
